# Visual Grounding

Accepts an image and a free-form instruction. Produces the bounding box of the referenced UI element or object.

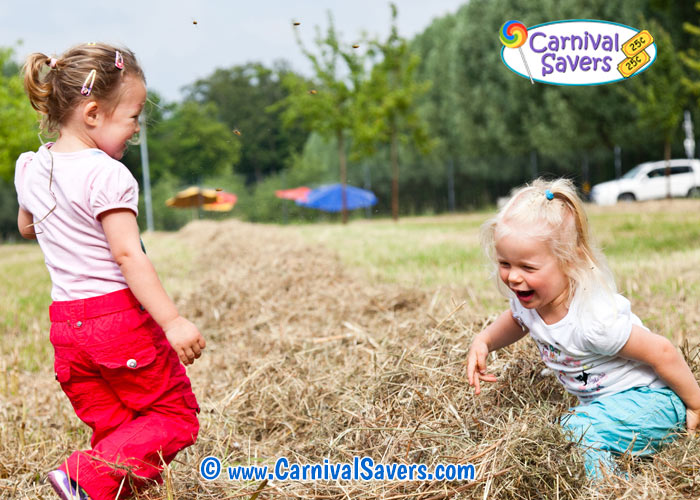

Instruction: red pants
[49,288,200,500]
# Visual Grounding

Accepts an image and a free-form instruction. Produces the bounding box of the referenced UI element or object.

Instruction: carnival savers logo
[500,20,657,85]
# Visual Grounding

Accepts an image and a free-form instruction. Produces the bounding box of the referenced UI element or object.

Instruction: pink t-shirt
[14,145,139,301]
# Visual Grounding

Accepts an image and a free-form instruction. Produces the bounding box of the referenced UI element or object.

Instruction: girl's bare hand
[163,316,206,365]
[466,338,498,395]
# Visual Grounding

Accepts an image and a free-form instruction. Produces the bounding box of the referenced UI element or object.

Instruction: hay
[2,219,699,499]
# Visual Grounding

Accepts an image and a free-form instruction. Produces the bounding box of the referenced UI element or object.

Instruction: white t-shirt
[509,291,665,403]
[15,145,139,301]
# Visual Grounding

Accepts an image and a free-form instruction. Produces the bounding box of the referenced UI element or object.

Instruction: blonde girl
[16,43,205,500]
[466,178,700,478]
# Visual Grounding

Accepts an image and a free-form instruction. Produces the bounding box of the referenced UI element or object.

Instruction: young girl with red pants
[16,43,206,500]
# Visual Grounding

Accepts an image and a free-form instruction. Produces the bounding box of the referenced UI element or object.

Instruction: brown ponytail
[23,53,54,118]
[22,43,145,135]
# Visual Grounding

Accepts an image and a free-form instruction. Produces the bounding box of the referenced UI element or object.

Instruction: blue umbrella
[296,183,377,212]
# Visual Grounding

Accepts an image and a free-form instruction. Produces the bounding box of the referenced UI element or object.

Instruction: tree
[410,14,460,211]
[186,62,308,184]
[354,3,433,221]
[0,47,39,182]
[621,20,689,197]
[142,100,241,186]
[0,47,41,240]
[277,13,365,224]
[681,3,700,105]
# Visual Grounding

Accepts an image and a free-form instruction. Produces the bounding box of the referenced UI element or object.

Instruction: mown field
[1,199,699,499]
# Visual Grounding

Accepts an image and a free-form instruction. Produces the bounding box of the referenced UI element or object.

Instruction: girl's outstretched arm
[100,208,206,365]
[467,310,527,394]
[619,325,700,432]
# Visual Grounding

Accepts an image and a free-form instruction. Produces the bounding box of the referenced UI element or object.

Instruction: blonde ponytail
[481,178,617,307]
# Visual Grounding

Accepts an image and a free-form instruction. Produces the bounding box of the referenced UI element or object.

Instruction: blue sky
[2,0,465,101]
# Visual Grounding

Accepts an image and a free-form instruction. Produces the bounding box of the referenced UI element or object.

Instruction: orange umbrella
[166,186,218,208]
[203,191,237,212]
[275,186,311,202]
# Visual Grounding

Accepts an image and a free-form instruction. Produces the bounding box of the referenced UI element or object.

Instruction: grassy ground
[0,243,52,373]
[296,200,700,288]
[1,199,699,499]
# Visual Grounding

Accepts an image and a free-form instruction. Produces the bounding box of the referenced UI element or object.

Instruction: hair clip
[86,42,97,46]
[47,58,57,68]
[81,69,97,96]
[115,51,124,70]
[545,189,554,200]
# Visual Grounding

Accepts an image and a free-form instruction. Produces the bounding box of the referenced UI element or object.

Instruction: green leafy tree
[186,62,308,184]
[274,0,672,211]
[144,100,241,186]
[0,47,39,181]
[410,14,460,210]
[681,3,700,109]
[621,20,689,196]
[0,47,41,240]
[277,13,365,224]
[354,3,434,221]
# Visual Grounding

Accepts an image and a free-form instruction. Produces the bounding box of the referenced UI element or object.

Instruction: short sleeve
[14,152,35,210]
[509,297,531,332]
[88,160,139,219]
[580,294,633,355]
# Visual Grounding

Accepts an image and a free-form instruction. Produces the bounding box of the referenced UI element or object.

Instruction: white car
[590,159,700,205]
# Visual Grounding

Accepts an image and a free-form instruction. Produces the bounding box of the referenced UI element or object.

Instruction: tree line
[2,0,699,237]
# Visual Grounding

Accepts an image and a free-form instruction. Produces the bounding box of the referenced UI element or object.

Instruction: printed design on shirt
[538,342,561,362]
[556,370,606,393]
[573,366,594,386]
[564,355,581,367]
[534,339,609,395]
[575,371,606,392]
[574,370,590,385]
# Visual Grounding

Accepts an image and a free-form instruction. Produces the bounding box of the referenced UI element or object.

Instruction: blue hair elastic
[545,189,554,200]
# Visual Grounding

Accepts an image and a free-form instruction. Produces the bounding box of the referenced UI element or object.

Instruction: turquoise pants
[561,386,686,479]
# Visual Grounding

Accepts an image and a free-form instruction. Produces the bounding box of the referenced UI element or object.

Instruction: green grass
[294,213,490,288]
[0,243,52,371]
[294,205,700,288]
[0,244,52,326]
[593,211,700,257]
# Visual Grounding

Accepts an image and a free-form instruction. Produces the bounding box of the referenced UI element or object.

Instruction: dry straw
[1,218,699,499]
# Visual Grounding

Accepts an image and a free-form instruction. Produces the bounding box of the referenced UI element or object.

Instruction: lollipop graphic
[500,20,534,84]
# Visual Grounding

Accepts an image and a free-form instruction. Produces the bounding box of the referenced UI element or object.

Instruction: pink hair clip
[47,57,57,68]
[115,51,124,70]
[81,69,97,96]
